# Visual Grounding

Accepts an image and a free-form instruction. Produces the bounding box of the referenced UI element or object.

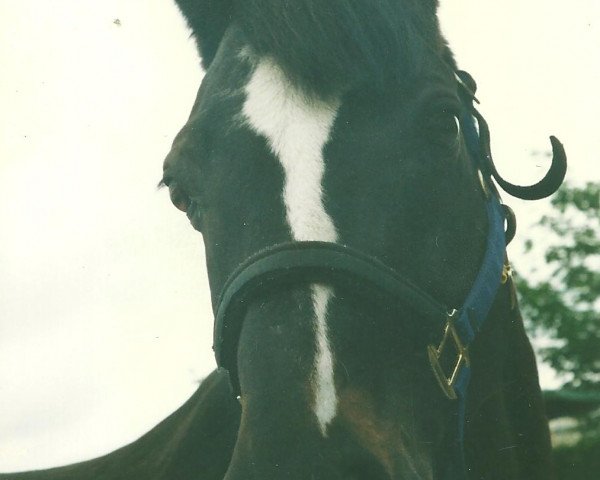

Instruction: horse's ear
[174,0,233,69]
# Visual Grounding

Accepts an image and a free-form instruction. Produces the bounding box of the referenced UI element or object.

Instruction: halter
[211,70,566,479]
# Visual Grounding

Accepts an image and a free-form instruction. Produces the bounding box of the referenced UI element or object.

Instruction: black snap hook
[502,204,517,245]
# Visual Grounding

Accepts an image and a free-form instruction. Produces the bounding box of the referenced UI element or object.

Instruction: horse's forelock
[236,0,445,98]
[175,1,448,98]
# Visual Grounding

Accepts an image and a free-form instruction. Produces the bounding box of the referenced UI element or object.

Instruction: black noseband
[213,240,451,392]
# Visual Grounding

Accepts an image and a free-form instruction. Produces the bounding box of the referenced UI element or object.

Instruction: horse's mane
[175,0,455,98]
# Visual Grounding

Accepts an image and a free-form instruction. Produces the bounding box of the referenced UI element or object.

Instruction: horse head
[163,1,565,478]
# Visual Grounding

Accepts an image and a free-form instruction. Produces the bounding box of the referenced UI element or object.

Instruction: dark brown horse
[1,1,566,479]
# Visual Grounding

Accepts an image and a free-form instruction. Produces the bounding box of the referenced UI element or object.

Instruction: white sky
[0,0,598,473]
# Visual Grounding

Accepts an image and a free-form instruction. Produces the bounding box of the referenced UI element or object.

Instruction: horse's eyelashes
[158,175,171,188]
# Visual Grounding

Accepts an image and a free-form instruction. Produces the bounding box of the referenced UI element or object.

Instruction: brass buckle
[427,310,470,400]
[501,263,513,284]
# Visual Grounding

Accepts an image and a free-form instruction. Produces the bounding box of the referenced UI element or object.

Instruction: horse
[1,1,567,479]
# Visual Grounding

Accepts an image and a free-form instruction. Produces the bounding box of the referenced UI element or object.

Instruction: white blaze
[242,58,340,435]
[310,283,336,435]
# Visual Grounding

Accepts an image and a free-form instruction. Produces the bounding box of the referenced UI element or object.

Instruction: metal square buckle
[427,309,470,400]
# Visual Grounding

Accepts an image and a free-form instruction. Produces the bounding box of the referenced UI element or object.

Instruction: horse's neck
[467,284,554,479]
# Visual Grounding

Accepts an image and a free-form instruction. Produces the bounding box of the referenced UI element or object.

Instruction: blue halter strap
[427,72,508,479]
[431,194,506,479]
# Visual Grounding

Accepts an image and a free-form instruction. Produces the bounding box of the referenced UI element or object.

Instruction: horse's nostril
[169,184,191,212]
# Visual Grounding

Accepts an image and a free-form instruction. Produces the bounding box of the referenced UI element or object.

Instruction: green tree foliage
[515,182,600,479]
[516,182,600,391]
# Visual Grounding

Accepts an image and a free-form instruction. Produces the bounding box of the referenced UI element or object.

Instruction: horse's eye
[168,183,192,213]
[431,111,460,136]
[424,109,460,149]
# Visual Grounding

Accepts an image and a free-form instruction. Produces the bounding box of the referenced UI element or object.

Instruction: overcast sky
[1,0,599,473]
